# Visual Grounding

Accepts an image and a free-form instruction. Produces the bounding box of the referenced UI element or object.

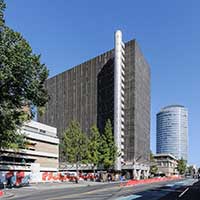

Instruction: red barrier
[0,190,3,196]
[125,176,181,187]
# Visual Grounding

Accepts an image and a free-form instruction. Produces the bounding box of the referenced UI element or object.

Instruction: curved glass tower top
[156,105,188,161]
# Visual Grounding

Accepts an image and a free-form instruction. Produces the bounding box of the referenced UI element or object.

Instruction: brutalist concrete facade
[38,39,150,170]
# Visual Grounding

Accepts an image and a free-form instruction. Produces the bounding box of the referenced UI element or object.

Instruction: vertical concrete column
[145,170,149,179]
[138,170,141,180]
[114,30,123,171]
[133,169,137,179]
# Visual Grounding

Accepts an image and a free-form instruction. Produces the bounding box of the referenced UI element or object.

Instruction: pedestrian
[108,174,111,182]
[75,176,79,184]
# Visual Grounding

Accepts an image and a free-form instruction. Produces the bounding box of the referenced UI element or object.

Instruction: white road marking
[116,195,142,200]
[22,186,38,189]
[178,187,189,198]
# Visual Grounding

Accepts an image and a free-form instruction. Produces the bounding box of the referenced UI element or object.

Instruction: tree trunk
[76,162,79,183]
[93,165,95,182]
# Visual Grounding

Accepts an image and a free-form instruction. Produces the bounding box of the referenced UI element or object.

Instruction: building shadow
[97,58,115,134]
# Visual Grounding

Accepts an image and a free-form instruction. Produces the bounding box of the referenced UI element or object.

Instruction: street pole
[3,181,6,195]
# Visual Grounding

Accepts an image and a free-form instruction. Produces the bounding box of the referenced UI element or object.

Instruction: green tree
[9,133,28,150]
[0,0,49,149]
[87,125,101,179]
[62,121,88,178]
[99,119,117,170]
[177,158,187,175]
[187,165,194,175]
[0,0,5,27]
[149,151,158,175]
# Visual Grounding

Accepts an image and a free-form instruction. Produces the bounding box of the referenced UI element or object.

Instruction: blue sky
[5,0,200,166]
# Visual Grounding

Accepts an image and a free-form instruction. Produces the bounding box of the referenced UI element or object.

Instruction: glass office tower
[156,105,188,161]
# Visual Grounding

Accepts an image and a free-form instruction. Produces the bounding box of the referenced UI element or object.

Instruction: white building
[0,120,59,172]
[154,153,178,176]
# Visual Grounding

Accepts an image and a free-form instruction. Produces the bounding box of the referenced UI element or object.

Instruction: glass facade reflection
[156,105,188,161]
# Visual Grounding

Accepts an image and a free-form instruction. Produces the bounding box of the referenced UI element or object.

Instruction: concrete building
[154,154,178,176]
[0,120,59,172]
[156,105,188,161]
[38,31,150,177]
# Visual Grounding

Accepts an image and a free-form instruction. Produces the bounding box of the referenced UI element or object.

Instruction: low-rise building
[0,120,59,172]
[154,153,178,176]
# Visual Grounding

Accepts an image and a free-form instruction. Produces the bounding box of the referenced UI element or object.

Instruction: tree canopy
[99,119,117,170]
[0,0,5,27]
[177,158,187,175]
[62,121,88,168]
[62,119,118,171]
[0,0,49,149]
[87,125,101,170]
[149,151,158,175]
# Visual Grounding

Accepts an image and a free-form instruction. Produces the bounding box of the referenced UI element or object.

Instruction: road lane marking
[116,195,142,200]
[165,184,175,187]
[152,188,184,193]
[178,187,189,198]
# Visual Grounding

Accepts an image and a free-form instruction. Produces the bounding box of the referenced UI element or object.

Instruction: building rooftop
[23,120,57,138]
[162,105,185,109]
[154,153,177,160]
[157,104,187,114]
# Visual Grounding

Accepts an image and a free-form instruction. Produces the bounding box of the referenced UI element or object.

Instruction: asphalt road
[6,179,197,200]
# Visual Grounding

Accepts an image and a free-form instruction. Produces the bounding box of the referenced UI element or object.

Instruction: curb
[0,192,14,199]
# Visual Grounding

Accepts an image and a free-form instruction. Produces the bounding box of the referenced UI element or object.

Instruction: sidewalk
[0,191,14,199]
[28,180,120,189]
[0,181,96,199]
[0,180,124,199]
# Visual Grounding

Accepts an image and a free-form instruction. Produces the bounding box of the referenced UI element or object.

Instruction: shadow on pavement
[159,180,200,200]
